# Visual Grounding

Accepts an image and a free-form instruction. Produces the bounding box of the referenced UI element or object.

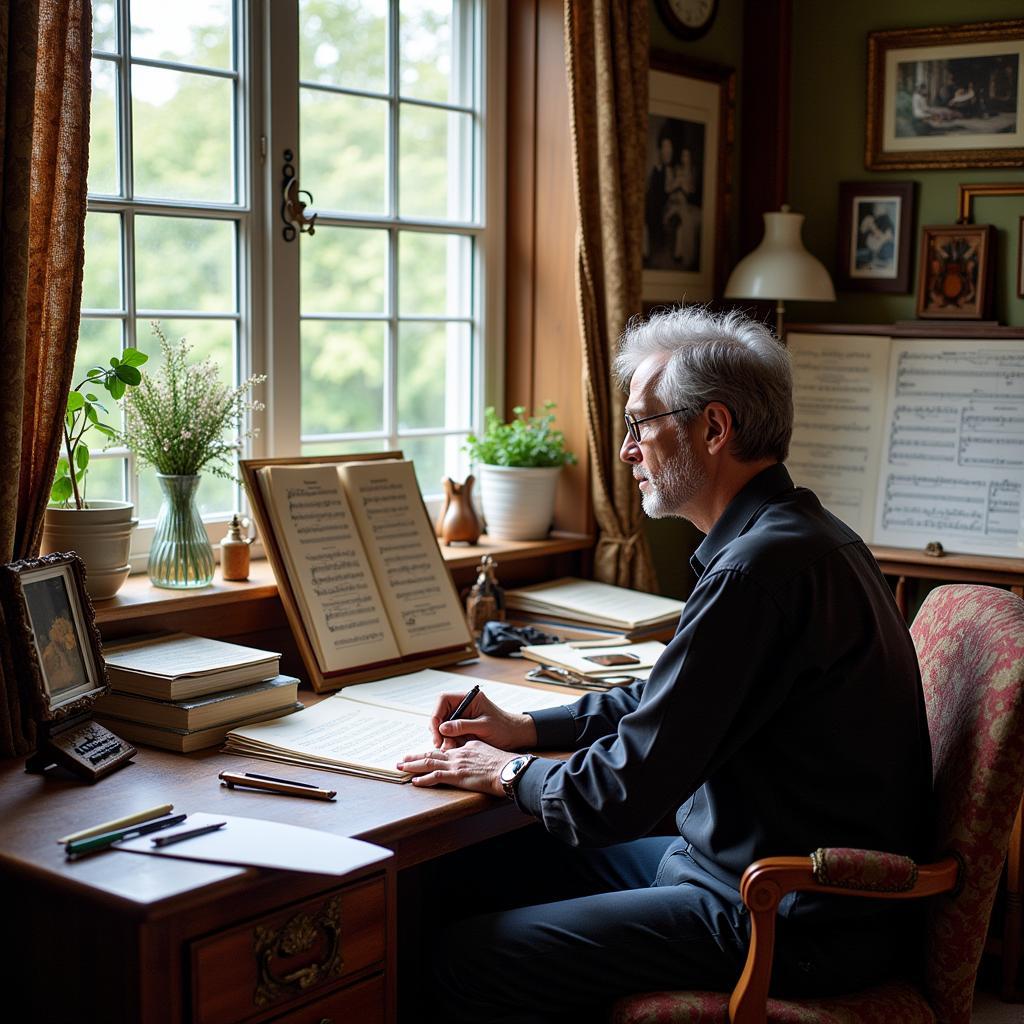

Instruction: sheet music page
[258,465,401,673]
[227,696,427,776]
[334,668,582,716]
[337,461,473,656]
[786,333,892,540]
[873,338,1024,556]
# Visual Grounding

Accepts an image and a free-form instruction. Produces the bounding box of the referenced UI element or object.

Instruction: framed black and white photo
[836,182,915,293]
[866,20,1024,171]
[643,52,734,304]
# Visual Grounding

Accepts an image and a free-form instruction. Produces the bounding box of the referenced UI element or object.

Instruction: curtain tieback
[600,532,642,551]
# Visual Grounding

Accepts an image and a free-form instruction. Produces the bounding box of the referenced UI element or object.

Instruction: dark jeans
[423,826,921,1024]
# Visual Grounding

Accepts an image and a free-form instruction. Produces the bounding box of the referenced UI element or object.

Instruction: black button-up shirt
[517,464,932,906]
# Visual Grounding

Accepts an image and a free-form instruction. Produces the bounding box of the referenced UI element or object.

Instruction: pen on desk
[58,803,175,845]
[65,813,188,859]
[152,821,226,847]
[219,770,337,801]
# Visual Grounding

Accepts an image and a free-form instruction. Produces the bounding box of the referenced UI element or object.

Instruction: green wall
[790,0,1024,327]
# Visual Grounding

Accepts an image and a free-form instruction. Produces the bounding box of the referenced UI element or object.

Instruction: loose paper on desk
[224,669,586,782]
[116,812,392,876]
[518,640,666,678]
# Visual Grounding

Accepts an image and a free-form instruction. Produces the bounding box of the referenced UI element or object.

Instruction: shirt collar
[690,463,795,576]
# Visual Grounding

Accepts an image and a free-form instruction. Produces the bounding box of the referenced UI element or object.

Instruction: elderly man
[398,307,932,1023]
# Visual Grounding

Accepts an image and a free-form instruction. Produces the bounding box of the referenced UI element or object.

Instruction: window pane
[299,0,387,93]
[398,232,472,316]
[131,0,233,69]
[135,318,235,388]
[82,212,122,310]
[75,317,126,433]
[399,105,473,220]
[400,0,472,105]
[301,226,388,314]
[301,320,386,435]
[93,1,117,52]
[300,89,387,215]
[132,67,234,203]
[138,466,235,524]
[89,60,119,196]
[135,216,236,313]
[82,457,127,505]
[301,438,390,458]
[398,434,468,499]
[398,322,471,430]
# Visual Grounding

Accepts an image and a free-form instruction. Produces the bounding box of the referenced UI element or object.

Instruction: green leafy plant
[464,403,576,468]
[116,322,266,479]
[51,347,149,508]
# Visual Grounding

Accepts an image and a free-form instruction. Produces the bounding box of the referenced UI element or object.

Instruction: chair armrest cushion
[811,847,918,892]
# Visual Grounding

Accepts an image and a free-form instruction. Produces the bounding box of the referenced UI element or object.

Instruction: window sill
[93,532,594,632]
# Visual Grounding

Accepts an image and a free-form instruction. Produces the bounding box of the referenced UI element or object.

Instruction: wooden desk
[1,657,546,1024]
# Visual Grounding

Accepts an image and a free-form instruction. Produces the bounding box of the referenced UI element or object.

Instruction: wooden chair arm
[728,854,960,1024]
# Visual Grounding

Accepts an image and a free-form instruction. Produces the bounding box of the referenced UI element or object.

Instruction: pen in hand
[438,684,480,747]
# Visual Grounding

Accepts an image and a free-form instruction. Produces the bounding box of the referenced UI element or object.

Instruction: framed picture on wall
[915,224,995,320]
[866,20,1024,171]
[1019,216,1024,298]
[643,51,734,304]
[836,181,915,293]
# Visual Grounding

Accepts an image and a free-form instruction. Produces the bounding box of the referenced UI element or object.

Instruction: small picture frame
[1018,216,1024,298]
[0,552,134,781]
[836,182,915,293]
[915,224,995,320]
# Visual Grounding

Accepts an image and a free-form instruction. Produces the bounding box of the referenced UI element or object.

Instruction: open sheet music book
[243,455,476,692]
[787,332,1024,557]
[223,669,586,783]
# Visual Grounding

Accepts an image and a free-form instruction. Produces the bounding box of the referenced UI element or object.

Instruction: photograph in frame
[866,21,1024,170]
[836,182,915,293]
[1019,215,1024,298]
[643,53,733,304]
[915,224,995,320]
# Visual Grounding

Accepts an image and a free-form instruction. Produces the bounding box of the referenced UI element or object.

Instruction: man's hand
[428,689,538,751]
[396,740,512,796]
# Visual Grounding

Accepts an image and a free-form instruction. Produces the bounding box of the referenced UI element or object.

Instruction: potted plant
[116,322,266,589]
[41,347,149,599]
[464,403,576,540]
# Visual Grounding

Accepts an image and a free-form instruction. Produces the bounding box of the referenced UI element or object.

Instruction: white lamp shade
[724,208,835,302]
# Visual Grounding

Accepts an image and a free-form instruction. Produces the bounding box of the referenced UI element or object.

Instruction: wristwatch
[499,753,537,802]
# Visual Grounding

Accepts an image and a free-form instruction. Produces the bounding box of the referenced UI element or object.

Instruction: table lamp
[724,204,835,340]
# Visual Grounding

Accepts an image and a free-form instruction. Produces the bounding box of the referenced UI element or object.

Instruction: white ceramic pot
[41,501,138,600]
[478,464,562,541]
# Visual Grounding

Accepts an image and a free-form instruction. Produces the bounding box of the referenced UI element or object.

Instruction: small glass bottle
[220,514,253,581]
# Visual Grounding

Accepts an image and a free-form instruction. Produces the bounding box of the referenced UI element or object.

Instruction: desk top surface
[0,655,561,913]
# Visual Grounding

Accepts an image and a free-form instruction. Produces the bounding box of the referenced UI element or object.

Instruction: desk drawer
[191,877,386,1024]
[271,973,385,1024]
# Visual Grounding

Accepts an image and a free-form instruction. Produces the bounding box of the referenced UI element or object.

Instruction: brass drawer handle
[252,895,344,1007]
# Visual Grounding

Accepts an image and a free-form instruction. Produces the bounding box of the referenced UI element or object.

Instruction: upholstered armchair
[611,585,1024,1024]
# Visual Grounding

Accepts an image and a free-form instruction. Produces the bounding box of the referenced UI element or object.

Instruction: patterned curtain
[564,0,657,591]
[0,0,92,756]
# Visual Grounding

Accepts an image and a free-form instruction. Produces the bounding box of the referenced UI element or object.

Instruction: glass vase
[148,474,215,589]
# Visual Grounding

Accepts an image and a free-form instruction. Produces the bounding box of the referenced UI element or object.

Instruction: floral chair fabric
[611,585,1024,1024]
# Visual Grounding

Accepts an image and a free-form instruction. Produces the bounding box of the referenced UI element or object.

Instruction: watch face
[658,0,718,39]
[501,755,528,784]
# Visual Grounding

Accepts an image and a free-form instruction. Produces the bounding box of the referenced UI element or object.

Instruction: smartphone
[584,652,641,667]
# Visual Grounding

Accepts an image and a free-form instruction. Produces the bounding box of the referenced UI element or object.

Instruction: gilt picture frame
[643,51,734,304]
[866,20,1024,171]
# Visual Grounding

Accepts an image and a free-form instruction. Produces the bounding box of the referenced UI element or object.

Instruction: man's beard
[640,430,706,519]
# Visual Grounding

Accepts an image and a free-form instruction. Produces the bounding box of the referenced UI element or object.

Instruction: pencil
[58,803,175,845]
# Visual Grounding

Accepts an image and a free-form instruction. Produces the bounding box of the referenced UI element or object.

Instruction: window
[81,0,502,561]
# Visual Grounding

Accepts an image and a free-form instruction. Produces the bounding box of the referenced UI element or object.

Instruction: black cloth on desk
[517,462,933,919]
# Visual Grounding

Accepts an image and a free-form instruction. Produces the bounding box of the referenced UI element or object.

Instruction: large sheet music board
[787,332,1024,557]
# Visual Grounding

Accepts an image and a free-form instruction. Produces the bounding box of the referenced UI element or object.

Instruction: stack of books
[504,578,684,640]
[94,633,301,752]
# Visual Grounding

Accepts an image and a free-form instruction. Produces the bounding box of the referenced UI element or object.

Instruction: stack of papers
[224,669,585,783]
[519,640,665,678]
[505,578,683,635]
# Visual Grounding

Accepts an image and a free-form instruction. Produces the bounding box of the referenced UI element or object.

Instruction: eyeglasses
[623,409,687,443]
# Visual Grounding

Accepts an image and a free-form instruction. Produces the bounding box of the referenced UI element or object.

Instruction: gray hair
[613,306,793,462]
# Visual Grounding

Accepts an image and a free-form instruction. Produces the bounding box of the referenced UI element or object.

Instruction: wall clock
[655,0,719,41]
